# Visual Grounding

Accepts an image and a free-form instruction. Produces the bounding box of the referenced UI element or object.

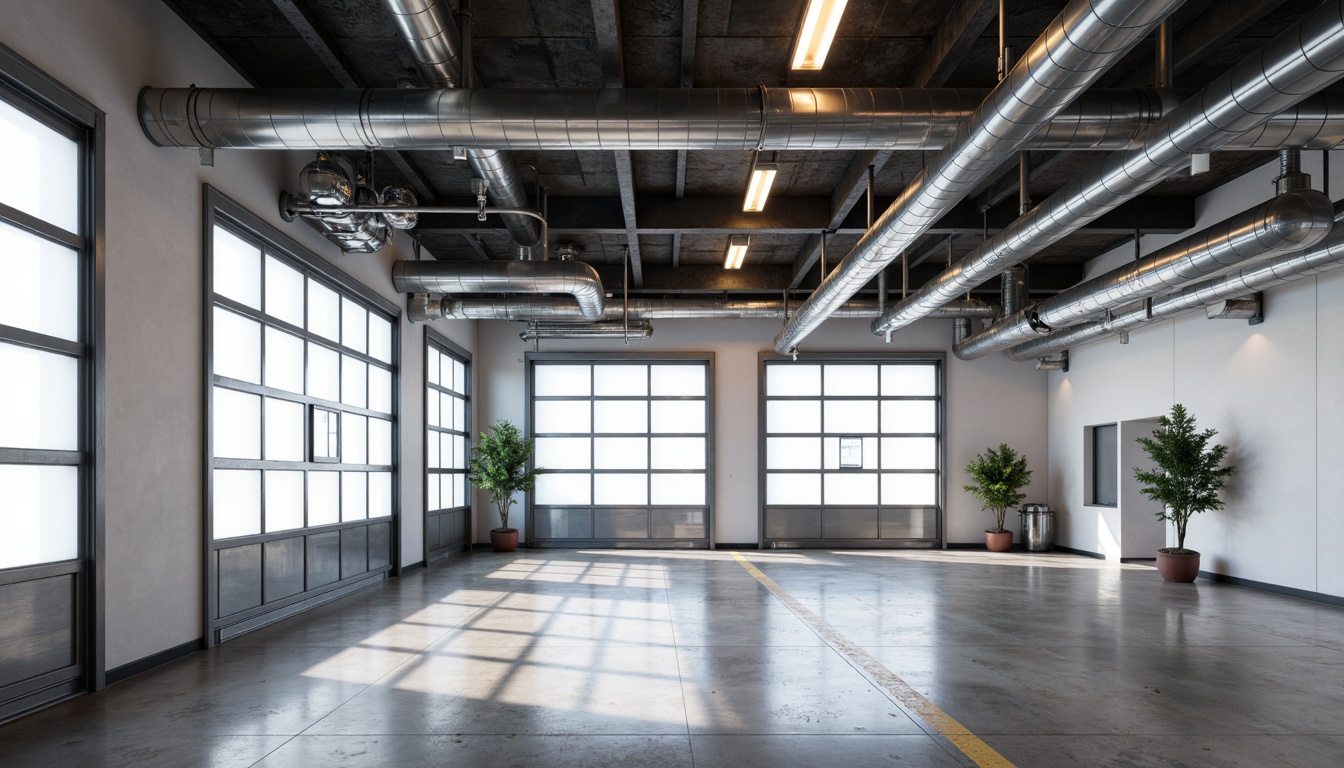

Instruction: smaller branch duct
[392,260,605,320]
[520,321,653,341]
[281,156,419,253]
[411,296,995,323]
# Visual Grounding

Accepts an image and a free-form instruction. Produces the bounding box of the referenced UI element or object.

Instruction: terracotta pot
[1156,550,1200,582]
[985,530,1014,552]
[490,529,519,553]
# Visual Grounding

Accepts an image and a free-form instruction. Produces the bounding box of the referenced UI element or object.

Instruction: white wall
[474,315,1049,546]
[1048,151,1344,598]
[0,0,475,669]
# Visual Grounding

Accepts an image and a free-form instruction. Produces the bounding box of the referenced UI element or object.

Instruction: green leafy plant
[466,420,545,533]
[1133,403,1235,554]
[963,443,1033,533]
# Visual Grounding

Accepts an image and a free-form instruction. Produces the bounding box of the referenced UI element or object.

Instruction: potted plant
[467,419,545,552]
[963,443,1033,552]
[1133,403,1235,582]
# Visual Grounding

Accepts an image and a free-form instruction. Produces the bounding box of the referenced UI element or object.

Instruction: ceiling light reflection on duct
[791,0,847,70]
[724,235,750,270]
[743,153,779,212]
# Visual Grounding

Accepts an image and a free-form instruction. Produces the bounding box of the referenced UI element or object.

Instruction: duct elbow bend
[559,262,606,320]
[1267,189,1335,249]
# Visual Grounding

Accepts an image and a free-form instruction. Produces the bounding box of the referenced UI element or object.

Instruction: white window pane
[264,255,304,327]
[766,437,820,470]
[264,470,304,532]
[535,400,590,433]
[369,315,393,364]
[0,342,78,451]
[453,397,465,433]
[307,277,340,341]
[212,387,259,459]
[440,433,452,469]
[454,474,466,508]
[594,365,648,396]
[651,400,705,434]
[213,307,260,384]
[881,437,938,469]
[427,387,441,427]
[536,473,591,505]
[864,436,879,470]
[440,475,452,510]
[594,473,648,505]
[766,364,820,396]
[307,342,340,402]
[651,474,705,505]
[823,437,838,469]
[595,437,647,469]
[213,227,262,309]
[308,471,340,526]
[341,355,367,408]
[0,464,78,568]
[440,393,455,430]
[341,471,367,521]
[369,418,392,465]
[213,469,261,539]
[650,365,705,396]
[427,429,440,468]
[369,472,392,518]
[824,400,878,433]
[456,436,468,470]
[0,98,78,232]
[766,473,820,505]
[369,366,392,414]
[825,473,878,505]
[651,437,705,469]
[0,221,78,341]
[452,360,466,392]
[427,471,441,512]
[264,327,305,394]
[824,364,878,396]
[882,365,937,396]
[342,413,367,465]
[341,298,367,353]
[263,398,304,462]
[427,349,441,385]
[766,400,820,434]
[594,400,647,433]
[535,437,591,469]
[440,354,453,391]
[881,401,938,434]
[882,473,938,505]
[534,364,590,396]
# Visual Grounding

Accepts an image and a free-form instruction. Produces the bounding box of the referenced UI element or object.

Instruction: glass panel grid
[427,340,470,532]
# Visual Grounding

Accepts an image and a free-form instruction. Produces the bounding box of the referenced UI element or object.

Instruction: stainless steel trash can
[1019,504,1054,551]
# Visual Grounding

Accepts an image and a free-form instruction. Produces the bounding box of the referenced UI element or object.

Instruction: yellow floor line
[731,551,1017,768]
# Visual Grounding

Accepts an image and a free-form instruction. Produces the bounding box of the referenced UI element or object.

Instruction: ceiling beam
[672,0,700,269]
[788,150,892,288]
[591,262,1085,294]
[461,234,495,261]
[972,152,1071,212]
[591,0,643,286]
[1108,0,1290,88]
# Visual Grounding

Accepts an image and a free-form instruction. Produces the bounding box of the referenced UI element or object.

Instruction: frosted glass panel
[342,413,367,465]
[766,473,820,505]
[766,364,820,396]
[369,366,392,413]
[452,360,466,392]
[369,472,392,518]
[824,364,878,396]
[213,469,261,539]
[882,365,937,396]
[440,475,452,510]
[457,436,468,470]
[427,387,441,427]
[369,315,393,363]
[427,430,439,468]
[766,437,821,470]
[341,471,367,521]
[341,355,367,407]
[213,227,262,309]
[308,471,340,526]
[881,401,938,433]
[341,298,367,353]
[650,400,704,434]
[213,307,261,384]
[881,437,938,469]
[0,98,78,232]
[594,365,647,396]
[426,472,441,511]
[454,474,466,507]
[651,474,705,505]
[595,473,648,505]
[427,349,441,385]
[264,470,304,532]
[0,342,78,451]
[650,365,705,396]
[307,342,340,402]
[264,398,304,461]
[824,400,878,433]
[536,473,591,504]
[534,364,590,396]
[651,437,705,469]
[766,400,820,434]
[594,400,647,433]
[882,473,938,505]
[212,387,260,459]
[307,278,340,340]
[447,432,464,469]
[535,437,591,469]
[825,473,878,505]
[595,437,647,469]
[452,396,465,432]
[369,418,393,465]
[534,400,590,433]
[264,327,305,393]
[0,464,78,568]
[0,221,78,341]
[264,255,304,327]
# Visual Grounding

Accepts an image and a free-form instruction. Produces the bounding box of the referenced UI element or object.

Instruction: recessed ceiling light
[791,0,848,71]
[724,234,750,270]
[743,153,779,213]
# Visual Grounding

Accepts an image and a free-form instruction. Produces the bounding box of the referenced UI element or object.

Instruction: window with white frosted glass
[426,338,470,552]
[0,221,79,341]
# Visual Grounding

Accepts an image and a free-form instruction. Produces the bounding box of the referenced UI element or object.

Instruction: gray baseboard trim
[1054,545,1105,560]
[106,638,204,685]
[1198,571,1344,607]
[397,560,425,576]
[714,543,759,550]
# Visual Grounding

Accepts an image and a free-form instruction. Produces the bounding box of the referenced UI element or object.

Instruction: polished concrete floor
[5,549,1344,767]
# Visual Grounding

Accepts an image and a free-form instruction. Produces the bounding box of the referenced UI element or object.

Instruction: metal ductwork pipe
[1000,266,1029,318]
[392,260,605,320]
[382,0,540,248]
[520,321,653,341]
[771,0,1185,354]
[417,296,996,323]
[1009,202,1344,361]
[874,0,1344,339]
[953,188,1335,359]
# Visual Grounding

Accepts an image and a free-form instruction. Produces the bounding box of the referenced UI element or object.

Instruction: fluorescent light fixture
[724,235,750,270]
[791,0,848,71]
[743,152,779,213]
